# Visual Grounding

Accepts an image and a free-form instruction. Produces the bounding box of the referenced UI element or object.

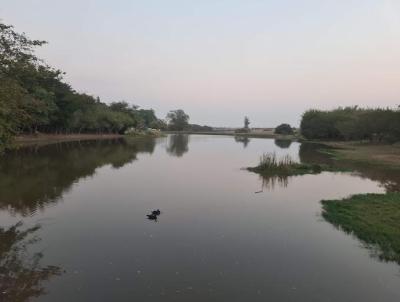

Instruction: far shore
[15,133,124,146]
[12,133,400,169]
[164,129,299,140]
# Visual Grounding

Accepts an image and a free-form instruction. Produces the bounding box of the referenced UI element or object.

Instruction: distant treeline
[0,22,165,152]
[300,107,400,142]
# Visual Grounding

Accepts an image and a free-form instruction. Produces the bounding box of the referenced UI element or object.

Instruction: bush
[300,107,400,142]
[190,124,213,132]
[275,124,294,135]
[235,128,250,134]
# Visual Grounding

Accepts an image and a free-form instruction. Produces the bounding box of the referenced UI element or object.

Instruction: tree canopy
[275,124,294,135]
[166,109,190,131]
[244,116,250,129]
[300,107,400,142]
[0,22,163,152]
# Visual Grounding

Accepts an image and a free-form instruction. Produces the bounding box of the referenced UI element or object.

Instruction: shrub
[235,128,250,134]
[300,107,400,142]
[275,124,294,135]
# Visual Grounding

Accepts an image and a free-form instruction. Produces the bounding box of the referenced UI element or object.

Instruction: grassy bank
[322,193,400,263]
[247,153,342,177]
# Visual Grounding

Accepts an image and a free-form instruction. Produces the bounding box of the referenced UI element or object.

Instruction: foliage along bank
[300,107,400,142]
[0,22,164,152]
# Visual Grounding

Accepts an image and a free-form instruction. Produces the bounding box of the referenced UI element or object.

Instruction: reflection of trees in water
[0,222,63,301]
[0,138,156,216]
[255,142,400,192]
[274,139,292,149]
[299,143,400,192]
[166,134,189,157]
[234,136,250,148]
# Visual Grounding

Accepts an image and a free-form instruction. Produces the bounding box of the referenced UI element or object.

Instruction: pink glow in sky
[1,0,399,126]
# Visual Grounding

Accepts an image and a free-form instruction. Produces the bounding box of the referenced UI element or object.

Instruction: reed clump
[247,153,324,176]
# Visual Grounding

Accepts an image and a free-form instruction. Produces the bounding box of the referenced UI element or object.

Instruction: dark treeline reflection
[234,136,250,148]
[0,138,156,216]
[274,139,292,149]
[299,143,400,192]
[0,222,63,302]
[166,134,189,157]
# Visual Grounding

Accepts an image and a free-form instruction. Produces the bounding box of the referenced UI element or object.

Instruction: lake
[1,134,399,302]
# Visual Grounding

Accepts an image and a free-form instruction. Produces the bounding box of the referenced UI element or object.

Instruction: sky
[1,0,400,127]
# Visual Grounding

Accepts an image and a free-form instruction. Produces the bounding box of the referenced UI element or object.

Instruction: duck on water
[147,209,161,220]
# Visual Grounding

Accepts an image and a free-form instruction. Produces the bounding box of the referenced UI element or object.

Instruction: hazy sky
[1,0,399,126]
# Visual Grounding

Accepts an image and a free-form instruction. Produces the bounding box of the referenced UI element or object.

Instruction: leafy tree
[166,109,189,131]
[0,21,163,151]
[136,109,157,129]
[275,123,294,135]
[149,119,168,130]
[300,107,400,142]
[244,116,250,129]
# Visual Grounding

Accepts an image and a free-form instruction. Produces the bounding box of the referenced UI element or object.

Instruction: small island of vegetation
[247,153,342,177]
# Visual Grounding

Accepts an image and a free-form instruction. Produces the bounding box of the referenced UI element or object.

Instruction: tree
[0,22,48,148]
[0,21,163,151]
[166,109,189,131]
[275,123,294,135]
[300,107,400,142]
[244,116,250,129]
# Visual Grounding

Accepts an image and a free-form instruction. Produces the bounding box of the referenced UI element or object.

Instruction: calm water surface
[1,135,399,302]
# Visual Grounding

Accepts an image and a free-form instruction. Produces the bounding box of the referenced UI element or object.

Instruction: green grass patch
[322,192,400,264]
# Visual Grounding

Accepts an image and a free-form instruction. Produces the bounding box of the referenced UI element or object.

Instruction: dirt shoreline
[15,134,124,146]
[319,141,400,168]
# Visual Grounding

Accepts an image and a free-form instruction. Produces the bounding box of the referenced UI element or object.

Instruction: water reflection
[0,138,156,216]
[0,222,63,301]
[256,174,289,191]
[253,142,400,192]
[166,134,189,157]
[299,143,400,192]
[0,135,398,301]
[234,136,250,148]
[274,139,292,149]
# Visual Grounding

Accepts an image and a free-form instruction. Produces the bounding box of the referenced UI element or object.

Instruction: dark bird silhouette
[147,213,158,220]
[152,209,161,216]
